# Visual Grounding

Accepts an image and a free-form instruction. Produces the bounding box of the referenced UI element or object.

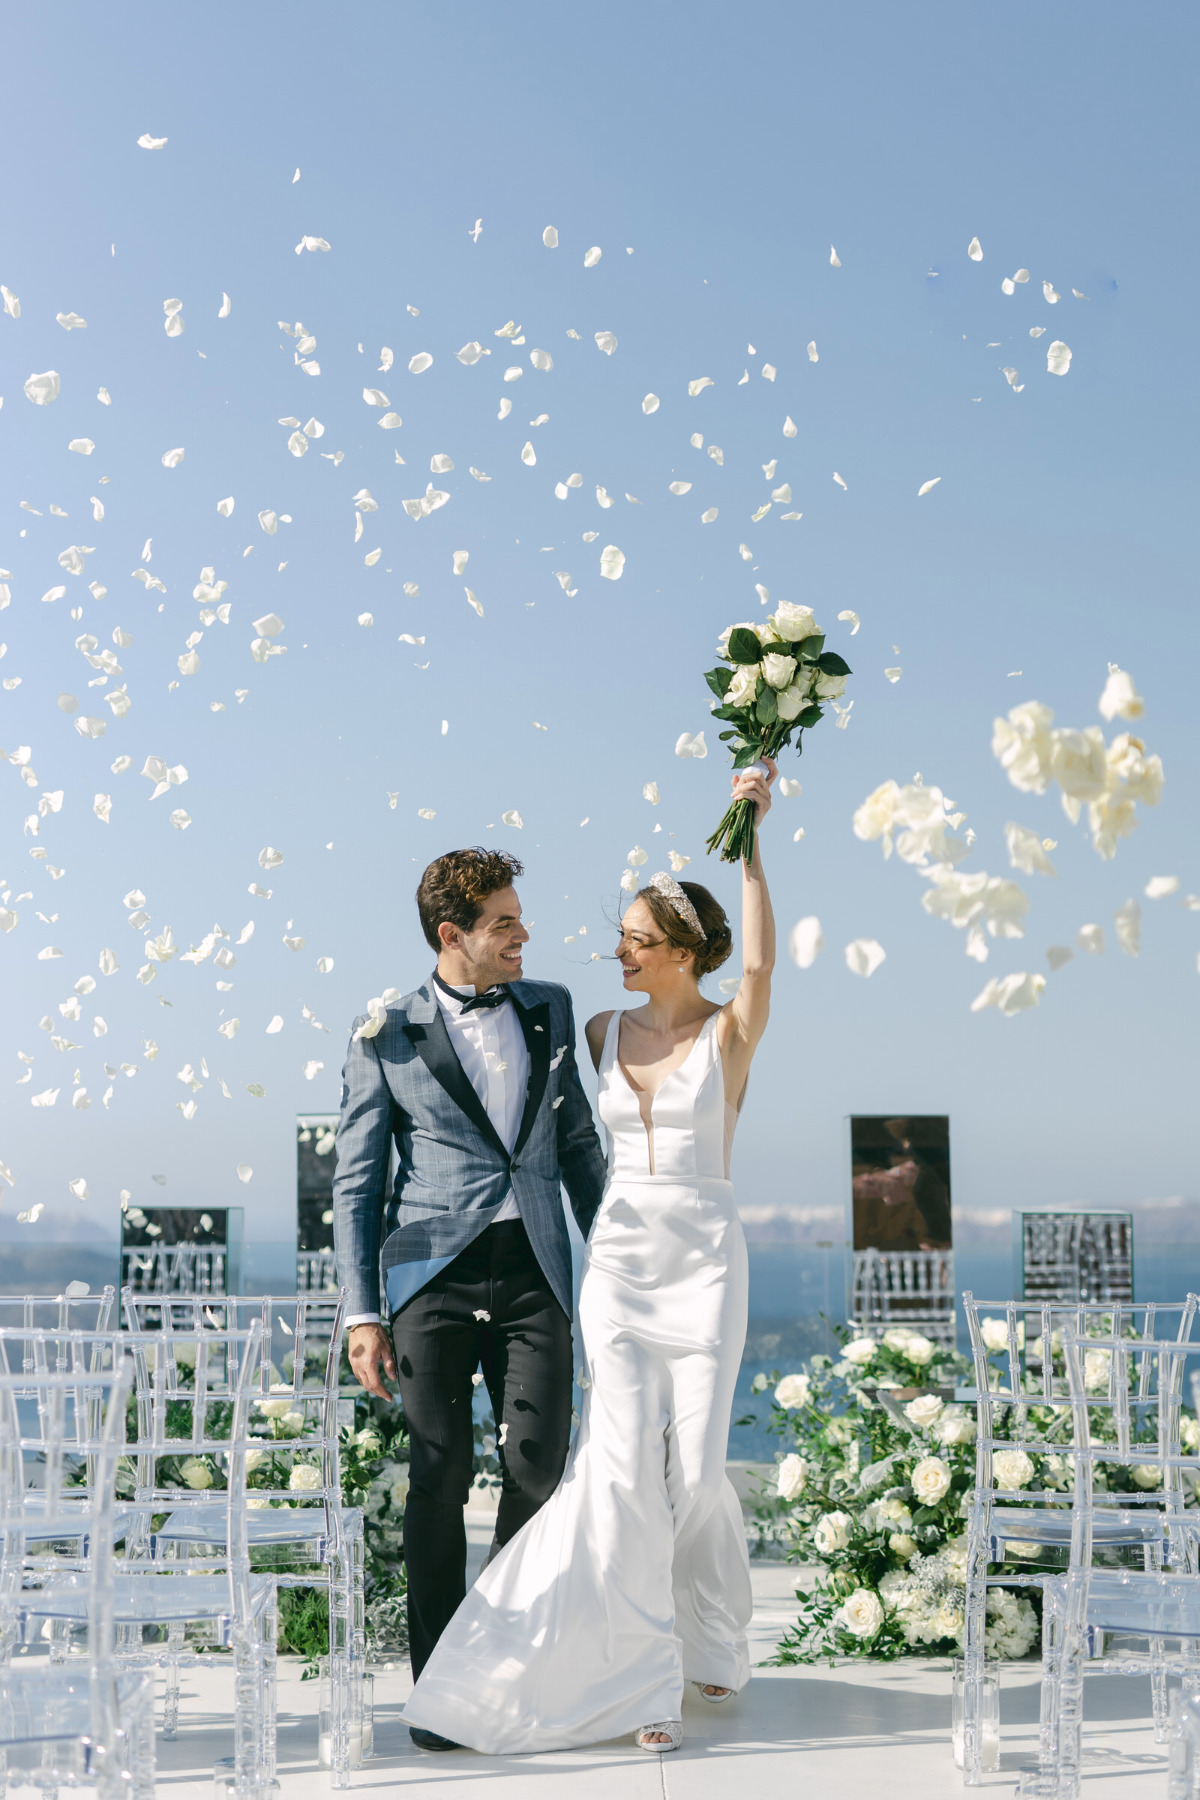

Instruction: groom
[333,847,606,1742]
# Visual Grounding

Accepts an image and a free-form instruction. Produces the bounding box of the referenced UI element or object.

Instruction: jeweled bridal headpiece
[647,871,704,936]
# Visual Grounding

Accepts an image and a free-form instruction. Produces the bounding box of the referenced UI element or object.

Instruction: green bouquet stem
[705,795,759,865]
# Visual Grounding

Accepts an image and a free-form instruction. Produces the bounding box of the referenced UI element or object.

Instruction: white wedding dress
[403,1008,752,1753]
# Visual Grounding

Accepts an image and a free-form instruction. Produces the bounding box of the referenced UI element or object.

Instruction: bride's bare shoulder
[584,1009,617,1071]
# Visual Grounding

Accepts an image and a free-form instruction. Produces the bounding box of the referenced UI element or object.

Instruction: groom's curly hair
[416,848,525,951]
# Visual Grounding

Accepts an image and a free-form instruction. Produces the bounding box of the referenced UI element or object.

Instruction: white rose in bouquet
[727,663,759,706]
[716,621,756,654]
[761,652,797,690]
[770,601,821,642]
[775,678,812,721]
[936,1407,975,1447]
[179,1456,213,1490]
[901,1335,936,1367]
[980,1316,1023,1353]
[813,1510,853,1553]
[840,1588,884,1639]
[904,1394,944,1429]
[890,1533,919,1560]
[991,1449,1035,1490]
[814,671,847,700]
[776,1453,808,1500]
[774,1373,811,1410]
[843,1338,877,1365]
[910,1456,952,1504]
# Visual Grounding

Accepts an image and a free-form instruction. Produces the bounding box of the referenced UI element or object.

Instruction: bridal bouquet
[703,601,852,863]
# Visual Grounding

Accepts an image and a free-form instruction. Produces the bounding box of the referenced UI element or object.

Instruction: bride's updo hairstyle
[634,880,733,979]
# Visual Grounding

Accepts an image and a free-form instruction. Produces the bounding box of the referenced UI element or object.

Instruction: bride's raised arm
[719,760,777,1084]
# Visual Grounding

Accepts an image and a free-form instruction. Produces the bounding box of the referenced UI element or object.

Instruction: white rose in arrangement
[289,1463,323,1492]
[243,1446,268,1473]
[258,1395,296,1419]
[910,1456,952,1504]
[776,1453,809,1500]
[904,1394,944,1429]
[726,663,760,706]
[1084,1349,1112,1391]
[1130,1464,1162,1490]
[761,652,797,691]
[889,1532,918,1560]
[826,1417,854,1445]
[991,1449,1035,1490]
[770,600,821,642]
[843,1338,877,1365]
[839,1588,884,1639]
[716,621,756,654]
[179,1457,213,1490]
[774,1373,811,1410]
[814,671,847,700]
[775,682,808,722]
[936,1408,976,1447]
[813,1510,853,1553]
[388,1465,411,1508]
[1181,1417,1200,1453]
[170,1342,198,1369]
[901,1335,936,1367]
[980,1316,1023,1353]
[355,1428,384,1457]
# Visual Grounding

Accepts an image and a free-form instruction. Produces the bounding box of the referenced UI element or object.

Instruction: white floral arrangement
[753,1318,1199,1665]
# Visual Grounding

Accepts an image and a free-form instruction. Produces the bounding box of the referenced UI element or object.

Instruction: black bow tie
[434,973,511,1013]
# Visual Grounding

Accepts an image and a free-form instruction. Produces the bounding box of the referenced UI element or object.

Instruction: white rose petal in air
[316,956,334,973]
[599,545,625,581]
[583,246,602,268]
[543,226,559,248]
[918,478,941,497]
[287,431,308,457]
[74,716,106,738]
[295,236,331,254]
[674,731,707,759]
[701,507,718,523]
[1046,945,1074,971]
[1005,823,1057,877]
[25,371,61,405]
[258,846,284,871]
[838,609,861,635]
[456,342,486,365]
[845,939,886,978]
[528,348,554,374]
[68,438,95,454]
[501,810,524,829]
[1113,899,1141,956]
[1076,923,1105,955]
[790,917,823,969]
[1043,281,1059,304]
[137,133,167,148]
[217,496,235,517]
[970,972,1046,1015]
[408,353,433,374]
[669,481,692,495]
[967,237,983,261]
[303,1061,323,1080]
[595,331,618,356]
[362,389,390,407]
[642,394,660,414]
[218,293,231,318]
[161,447,185,468]
[884,667,902,684]
[1098,667,1144,722]
[2,285,19,317]
[1046,341,1072,376]
[56,312,87,331]
[687,377,714,396]
[807,342,818,362]
[1145,876,1178,900]
[643,782,660,805]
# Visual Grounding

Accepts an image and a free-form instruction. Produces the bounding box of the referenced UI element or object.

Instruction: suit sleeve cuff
[345,1312,383,1329]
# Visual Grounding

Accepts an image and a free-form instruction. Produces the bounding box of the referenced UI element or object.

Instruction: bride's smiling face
[616,897,690,991]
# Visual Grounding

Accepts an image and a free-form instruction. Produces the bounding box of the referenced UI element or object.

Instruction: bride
[403,760,777,1754]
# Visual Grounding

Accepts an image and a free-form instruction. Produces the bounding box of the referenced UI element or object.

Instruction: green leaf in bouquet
[732,744,764,769]
[799,634,826,660]
[816,650,852,676]
[796,704,824,727]
[711,703,747,723]
[756,685,778,726]
[704,666,733,698]
[726,627,763,665]
[718,729,740,741]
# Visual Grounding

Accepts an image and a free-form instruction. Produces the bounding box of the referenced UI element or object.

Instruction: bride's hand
[732,757,776,826]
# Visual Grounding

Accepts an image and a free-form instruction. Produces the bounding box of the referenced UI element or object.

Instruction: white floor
[133,1544,1175,1800]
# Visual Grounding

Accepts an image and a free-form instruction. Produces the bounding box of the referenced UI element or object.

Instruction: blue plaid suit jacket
[331,977,607,1320]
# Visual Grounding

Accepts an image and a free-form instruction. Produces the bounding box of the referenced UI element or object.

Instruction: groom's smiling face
[438,885,528,990]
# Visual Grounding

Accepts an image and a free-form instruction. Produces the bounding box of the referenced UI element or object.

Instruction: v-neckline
[614,1010,717,1112]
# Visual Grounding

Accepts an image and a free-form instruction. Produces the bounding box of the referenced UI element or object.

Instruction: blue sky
[1,0,1197,1265]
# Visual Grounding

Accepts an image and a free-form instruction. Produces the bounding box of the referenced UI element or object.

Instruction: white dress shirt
[345,979,529,1328]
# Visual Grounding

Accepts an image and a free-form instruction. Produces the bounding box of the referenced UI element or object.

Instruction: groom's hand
[349,1323,398,1399]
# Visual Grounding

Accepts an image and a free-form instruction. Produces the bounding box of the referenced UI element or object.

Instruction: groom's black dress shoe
[409,1727,463,1752]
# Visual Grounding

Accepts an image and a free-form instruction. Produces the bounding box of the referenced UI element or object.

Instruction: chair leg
[233,1627,265,1800]
[327,1551,352,1789]
[162,1622,185,1739]
[961,1533,990,1785]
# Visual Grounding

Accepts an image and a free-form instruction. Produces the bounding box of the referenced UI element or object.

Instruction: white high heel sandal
[693,1682,735,1703]
[636,1721,683,1753]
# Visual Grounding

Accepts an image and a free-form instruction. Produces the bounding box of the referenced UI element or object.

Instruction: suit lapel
[510,988,551,1160]
[401,982,510,1162]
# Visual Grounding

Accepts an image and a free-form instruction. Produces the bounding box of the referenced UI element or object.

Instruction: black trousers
[391,1218,573,1678]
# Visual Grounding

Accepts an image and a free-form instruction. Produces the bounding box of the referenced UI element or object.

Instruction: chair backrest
[962,1294,1200,1507]
[0,1360,133,1663]
[121,1289,348,1500]
[0,1288,117,1347]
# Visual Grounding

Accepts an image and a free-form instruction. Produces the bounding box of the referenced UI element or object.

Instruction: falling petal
[674,731,707,759]
[783,416,797,437]
[530,348,554,372]
[1046,340,1072,376]
[687,377,714,396]
[967,237,983,261]
[218,293,231,318]
[24,371,61,405]
[599,545,625,581]
[669,481,692,495]
[1113,899,1141,956]
[583,246,602,268]
[408,352,433,373]
[456,341,487,364]
[918,478,941,497]
[543,226,559,248]
[362,388,390,407]
[845,938,886,977]
[1043,281,1060,304]
[161,447,185,468]
[137,133,168,149]
[807,342,818,362]
[837,609,860,635]
[830,246,841,268]
[884,667,902,684]
[790,917,823,968]
[832,471,847,490]
[970,972,1045,1015]
[217,496,235,517]
[642,394,660,414]
[502,810,524,828]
